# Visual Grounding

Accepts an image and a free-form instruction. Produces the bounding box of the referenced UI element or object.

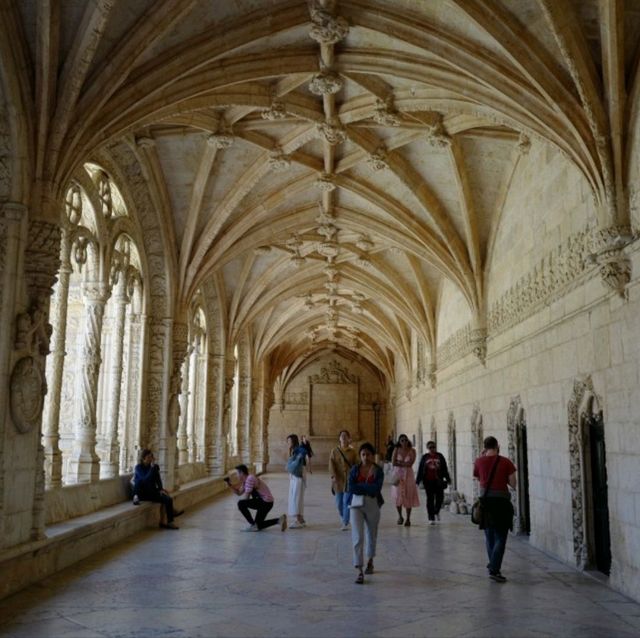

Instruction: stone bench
[0,476,227,600]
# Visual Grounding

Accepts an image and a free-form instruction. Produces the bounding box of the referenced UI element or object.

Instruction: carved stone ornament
[517,133,531,156]
[315,173,336,192]
[309,71,343,96]
[309,2,349,44]
[309,359,356,384]
[586,227,634,298]
[317,240,339,258]
[373,98,400,127]
[470,328,487,365]
[208,133,235,150]
[268,149,291,171]
[367,149,388,171]
[425,115,451,148]
[317,121,347,145]
[10,356,45,434]
[261,101,287,121]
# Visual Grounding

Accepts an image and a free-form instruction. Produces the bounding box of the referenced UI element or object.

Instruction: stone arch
[447,412,457,490]
[567,375,604,569]
[94,143,174,457]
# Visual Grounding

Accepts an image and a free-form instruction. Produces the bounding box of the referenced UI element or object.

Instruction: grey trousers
[350,495,380,567]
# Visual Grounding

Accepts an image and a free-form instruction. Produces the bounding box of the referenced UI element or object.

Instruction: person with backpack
[329,429,358,530]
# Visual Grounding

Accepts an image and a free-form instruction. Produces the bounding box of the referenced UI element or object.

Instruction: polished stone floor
[1,472,639,638]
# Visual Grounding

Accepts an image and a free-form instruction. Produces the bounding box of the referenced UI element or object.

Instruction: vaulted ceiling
[3,0,640,383]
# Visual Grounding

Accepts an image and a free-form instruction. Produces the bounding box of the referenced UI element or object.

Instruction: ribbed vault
[5,0,639,386]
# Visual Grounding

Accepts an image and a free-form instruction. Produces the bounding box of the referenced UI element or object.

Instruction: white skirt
[288,474,305,517]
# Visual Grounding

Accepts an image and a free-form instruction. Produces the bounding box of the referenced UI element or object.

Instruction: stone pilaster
[177,344,192,466]
[206,353,225,476]
[42,227,72,488]
[168,321,188,487]
[19,218,62,541]
[99,278,128,478]
[67,282,109,484]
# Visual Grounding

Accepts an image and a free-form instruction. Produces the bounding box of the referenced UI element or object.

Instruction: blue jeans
[335,491,352,525]
[484,527,508,574]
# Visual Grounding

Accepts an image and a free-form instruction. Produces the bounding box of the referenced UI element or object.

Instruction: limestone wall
[268,354,387,467]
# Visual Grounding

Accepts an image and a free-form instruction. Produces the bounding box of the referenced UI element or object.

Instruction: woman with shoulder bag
[329,429,358,530]
[286,434,308,529]
[347,442,384,584]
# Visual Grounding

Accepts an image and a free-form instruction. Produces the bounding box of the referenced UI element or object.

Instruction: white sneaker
[242,524,258,532]
[289,520,304,529]
[341,523,350,531]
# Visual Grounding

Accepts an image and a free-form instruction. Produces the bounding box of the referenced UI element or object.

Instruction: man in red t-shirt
[473,436,516,583]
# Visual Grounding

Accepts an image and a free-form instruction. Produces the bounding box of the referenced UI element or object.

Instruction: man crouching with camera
[225,464,287,532]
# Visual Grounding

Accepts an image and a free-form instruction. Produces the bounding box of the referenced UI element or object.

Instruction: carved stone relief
[309,359,356,384]
[567,375,600,568]
[10,357,45,434]
[0,103,10,199]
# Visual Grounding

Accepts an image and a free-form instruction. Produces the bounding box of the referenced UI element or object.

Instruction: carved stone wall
[567,376,601,569]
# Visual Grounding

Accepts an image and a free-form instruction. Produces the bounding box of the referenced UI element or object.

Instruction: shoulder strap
[484,455,501,495]
[337,447,352,467]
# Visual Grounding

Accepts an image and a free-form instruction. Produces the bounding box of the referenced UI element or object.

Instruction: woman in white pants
[286,434,308,528]
[347,442,385,584]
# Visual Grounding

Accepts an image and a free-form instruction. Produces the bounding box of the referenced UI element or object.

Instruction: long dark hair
[397,434,412,448]
[287,434,300,456]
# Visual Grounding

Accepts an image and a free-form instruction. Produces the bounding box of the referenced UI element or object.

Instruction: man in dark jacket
[416,441,451,525]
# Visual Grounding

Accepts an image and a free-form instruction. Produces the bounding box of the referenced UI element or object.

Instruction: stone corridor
[0,473,638,638]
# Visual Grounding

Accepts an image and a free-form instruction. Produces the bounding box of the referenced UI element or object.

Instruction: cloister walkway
[0,472,639,638]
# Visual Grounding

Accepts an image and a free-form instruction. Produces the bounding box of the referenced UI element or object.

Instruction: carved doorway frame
[507,396,530,535]
[447,412,457,490]
[568,376,610,573]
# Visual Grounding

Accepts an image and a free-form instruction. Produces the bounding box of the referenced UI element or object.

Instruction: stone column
[195,340,207,462]
[206,353,225,476]
[67,282,109,484]
[99,278,129,478]
[42,227,72,488]
[187,340,201,463]
[223,356,235,458]
[18,218,62,541]
[167,321,188,488]
[177,344,192,465]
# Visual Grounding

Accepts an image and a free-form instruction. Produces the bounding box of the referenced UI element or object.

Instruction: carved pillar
[223,356,235,458]
[99,278,129,478]
[120,312,144,471]
[195,341,207,462]
[168,321,188,487]
[67,282,109,484]
[42,227,72,488]
[177,345,192,465]
[18,218,61,541]
[187,341,199,463]
[206,353,225,476]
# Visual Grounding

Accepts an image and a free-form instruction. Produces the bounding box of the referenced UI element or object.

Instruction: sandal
[355,572,364,584]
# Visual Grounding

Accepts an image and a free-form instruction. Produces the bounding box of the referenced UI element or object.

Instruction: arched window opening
[177,304,208,467]
[43,168,147,487]
[230,344,240,457]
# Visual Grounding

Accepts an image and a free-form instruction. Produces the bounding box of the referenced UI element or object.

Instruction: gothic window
[178,304,208,466]
[42,167,146,487]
